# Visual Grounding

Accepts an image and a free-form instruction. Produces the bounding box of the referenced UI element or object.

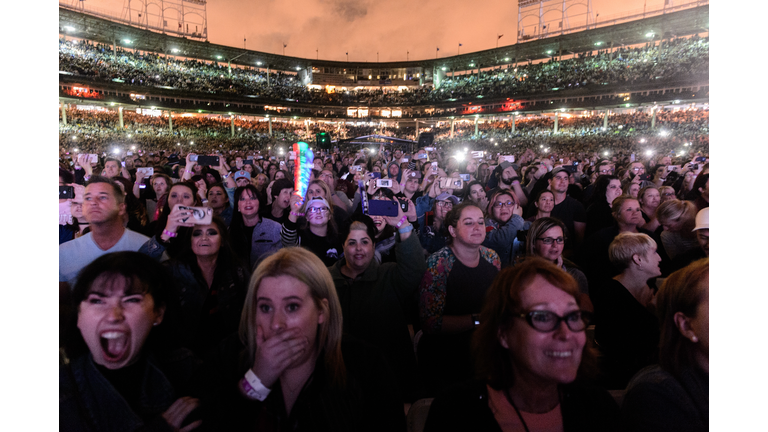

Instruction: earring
[691,335,698,342]
[153,322,159,326]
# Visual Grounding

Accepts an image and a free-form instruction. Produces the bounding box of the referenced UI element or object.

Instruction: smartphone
[368,200,399,217]
[121,161,126,167]
[242,159,253,165]
[371,172,382,179]
[415,153,428,160]
[87,154,98,164]
[695,157,707,162]
[459,174,471,182]
[197,156,220,166]
[407,171,422,179]
[425,147,436,152]
[499,155,516,163]
[439,177,464,189]
[126,151,133,156]
[246,155,254,160]
[137,167,154,177]
[397,197,409,212]
[59,186,75,200]
[178,206,213,225]
[376,179,392,188]
[430,162,438,172]
[400,158,409,163]
[561,165,577,174]
[667,165,680,172]
[351,165,363,172]
[270,156,276,161]
[630,153,635,162]
[471,151,484,159]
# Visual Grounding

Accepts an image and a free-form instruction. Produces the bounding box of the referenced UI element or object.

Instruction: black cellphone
[197,156,220,166]
[561,165,577,174]
[695,157,707,162]
[59,186,75,199]
[397,197,409,212]
[368,200,399,217]
[242,159,253,165]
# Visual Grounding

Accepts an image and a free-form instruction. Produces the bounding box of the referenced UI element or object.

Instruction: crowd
[59,35,708,106]
[60,105,709,159]
[59,135,709,430]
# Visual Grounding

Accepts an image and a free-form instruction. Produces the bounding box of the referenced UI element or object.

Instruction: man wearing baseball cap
[234,170,251,188]
[549,167,586,251]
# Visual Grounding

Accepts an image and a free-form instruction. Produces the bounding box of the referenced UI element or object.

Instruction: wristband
[242,369,271,401]
[163,229,178,238]
[186,170,193,174]
[398,224,413,235]
[395,215,408,228]
[290,211,305,217]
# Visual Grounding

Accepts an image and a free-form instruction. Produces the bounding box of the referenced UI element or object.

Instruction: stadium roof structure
[59,4,708,73]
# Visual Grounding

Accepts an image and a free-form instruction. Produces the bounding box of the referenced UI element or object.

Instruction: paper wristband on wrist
[163,229,178,238]
[290,211,305,217]
[242,369,271,401]
[396,215,408,228]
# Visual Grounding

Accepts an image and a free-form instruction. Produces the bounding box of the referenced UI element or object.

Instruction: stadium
[57,1,713,431]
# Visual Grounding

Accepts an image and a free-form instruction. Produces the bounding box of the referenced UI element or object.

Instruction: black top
[444,258,499,316]
[202,335,405,432]
[424,379,622,432]
[585,200,616,238]
[550,196,586,251]
[591,279,660,390]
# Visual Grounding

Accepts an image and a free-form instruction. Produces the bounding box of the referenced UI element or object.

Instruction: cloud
[324,0,369,22]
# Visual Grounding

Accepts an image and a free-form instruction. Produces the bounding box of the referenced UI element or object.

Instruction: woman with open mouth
[61,251,202,432]
[425,258,621,432]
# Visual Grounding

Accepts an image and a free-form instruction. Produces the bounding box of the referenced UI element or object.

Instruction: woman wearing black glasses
[526,217,589,299]
[482,189,527,267]
[424,258,620,432]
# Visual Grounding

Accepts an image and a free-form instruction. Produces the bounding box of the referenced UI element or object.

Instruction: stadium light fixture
[646,32,655,38]
[216,55,222,60]
[296,66,302,70]
[645,150,653,156]
[441,67,447,71]
[546,50,553,55]
[594,42,603,46]
[64,26,76,32]
[256,61,262,66]
[123,39,132,44]
[504,57,510,62]
[674,100,680,104]
[74,148,78,152]
[113,148,120,154]
[172,48,180,53]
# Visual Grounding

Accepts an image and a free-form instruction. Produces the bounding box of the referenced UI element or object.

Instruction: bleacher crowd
[59,35,708,106]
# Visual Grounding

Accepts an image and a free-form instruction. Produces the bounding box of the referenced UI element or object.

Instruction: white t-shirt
[59,229,150,286]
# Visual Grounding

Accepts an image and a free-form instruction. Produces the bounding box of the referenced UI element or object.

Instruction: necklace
[502,388,562,432]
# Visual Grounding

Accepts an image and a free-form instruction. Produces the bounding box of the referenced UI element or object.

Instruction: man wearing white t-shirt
[59,176,149,292]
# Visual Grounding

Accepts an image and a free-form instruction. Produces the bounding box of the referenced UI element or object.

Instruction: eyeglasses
[599,169,614,174]
[436,201,453,208]
[536,236,565,245]
[493,200,515,208]
[661,192,675,197]
[515,310,592,332]
[307,207,330,214]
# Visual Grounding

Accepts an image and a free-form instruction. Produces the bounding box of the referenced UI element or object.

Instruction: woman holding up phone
[140,182,202,260]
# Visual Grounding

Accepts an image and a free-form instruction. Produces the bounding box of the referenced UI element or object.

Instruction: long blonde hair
[239,247,346,387]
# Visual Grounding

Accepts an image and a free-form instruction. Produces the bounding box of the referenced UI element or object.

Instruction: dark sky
[74,0,661,62]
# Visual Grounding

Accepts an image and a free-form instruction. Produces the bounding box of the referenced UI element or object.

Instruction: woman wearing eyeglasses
[526,217,589,298]
[424,258,620,432]
[282,195,342,266]
[592,232,663,390]
[482,190,527,267]
[418,201,502,395]
[419,192,458,255]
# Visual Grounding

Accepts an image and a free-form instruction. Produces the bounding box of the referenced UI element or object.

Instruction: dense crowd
[59,105,709,160]
[59,35,708,107]
[59,130,709,430]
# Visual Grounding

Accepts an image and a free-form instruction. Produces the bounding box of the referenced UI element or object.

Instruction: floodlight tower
[517,0,593,42]
[123,0,208,41]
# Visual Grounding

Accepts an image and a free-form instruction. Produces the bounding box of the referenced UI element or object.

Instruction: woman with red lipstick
[418,201,502,395]
[61,252,202,432]
[424,258,620,432]
[165,216,249,357]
